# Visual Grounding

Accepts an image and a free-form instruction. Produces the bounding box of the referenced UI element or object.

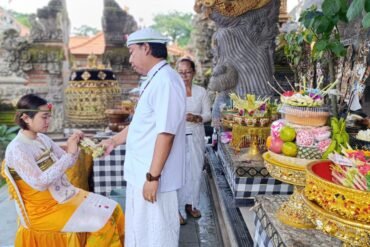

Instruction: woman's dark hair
[177,58,196,72]
[15,94,47,130]
[137,42,168,59]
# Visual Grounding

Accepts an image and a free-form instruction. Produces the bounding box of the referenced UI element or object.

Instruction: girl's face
[177,62,195,85]
[22,105,51,133]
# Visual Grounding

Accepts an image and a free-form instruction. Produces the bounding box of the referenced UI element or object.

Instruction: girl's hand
[66,132,81,155]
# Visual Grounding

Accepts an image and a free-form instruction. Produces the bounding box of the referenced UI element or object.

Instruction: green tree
[72,25,100,37]
[9,10,31,28]
[151,11,193,47]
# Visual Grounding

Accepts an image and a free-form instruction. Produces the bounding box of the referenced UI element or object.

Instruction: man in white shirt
[101,28,186,246]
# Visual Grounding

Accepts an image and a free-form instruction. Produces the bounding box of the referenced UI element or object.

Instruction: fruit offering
[280,126,296,142]
[79,138,105,158]
[321,117,349,159]
[329,149,370,191]
[268,120,332,159]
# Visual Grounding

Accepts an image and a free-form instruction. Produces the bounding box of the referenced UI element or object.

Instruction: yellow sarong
[2,162,125,247]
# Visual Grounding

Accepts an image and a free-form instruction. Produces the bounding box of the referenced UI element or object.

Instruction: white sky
[1,0,299,29]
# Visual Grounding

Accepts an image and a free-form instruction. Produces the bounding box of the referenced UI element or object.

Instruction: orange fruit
[266,136,272,149]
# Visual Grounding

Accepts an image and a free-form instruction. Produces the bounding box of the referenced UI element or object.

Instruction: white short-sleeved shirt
[124,60,186,192]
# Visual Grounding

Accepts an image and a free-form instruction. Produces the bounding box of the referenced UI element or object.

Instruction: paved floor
[0,174,222,247]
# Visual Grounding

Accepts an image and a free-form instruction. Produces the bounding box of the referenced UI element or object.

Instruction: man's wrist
[146,172,161,182]
[109,138,117,147]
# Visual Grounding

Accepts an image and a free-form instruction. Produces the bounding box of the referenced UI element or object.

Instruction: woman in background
[177,58,211,225]
[2,94,124,246]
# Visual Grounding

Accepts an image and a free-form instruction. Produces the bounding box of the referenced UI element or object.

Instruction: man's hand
[143,181,159,203]
[98,138,116,156]
[186,113,202,123]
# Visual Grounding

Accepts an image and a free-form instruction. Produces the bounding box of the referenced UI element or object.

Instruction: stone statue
[102,0,138,46]
[30,0,68,42]
[195,0,280,124]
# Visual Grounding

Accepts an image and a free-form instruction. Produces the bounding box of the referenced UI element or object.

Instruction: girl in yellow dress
[1,94,124,246]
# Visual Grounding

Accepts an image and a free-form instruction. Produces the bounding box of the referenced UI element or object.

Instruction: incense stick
[273,76,285,92]
[284,76,295,91]
[266,81,283,96]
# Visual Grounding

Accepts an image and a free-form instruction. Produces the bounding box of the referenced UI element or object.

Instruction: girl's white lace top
[4,131,78,192]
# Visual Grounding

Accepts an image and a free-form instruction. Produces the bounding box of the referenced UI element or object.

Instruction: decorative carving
[276,186,316,229]
[0,29,29,78]
[0,1,68,133]
[263,152,315,229]
[29,0,68,43]
[65,68,121,127]
[102,0,137,46]
[305,163,370,224]
[303,195,370,246]
[195,0,271,17]
[202,1,280,122]
[264,158,306,186]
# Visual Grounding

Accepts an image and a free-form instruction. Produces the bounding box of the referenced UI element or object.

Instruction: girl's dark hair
[15,94,47,130]
[137,42,168,59]
[177,58,196,72]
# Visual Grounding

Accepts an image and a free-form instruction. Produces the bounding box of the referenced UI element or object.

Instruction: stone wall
[0,0,69,133]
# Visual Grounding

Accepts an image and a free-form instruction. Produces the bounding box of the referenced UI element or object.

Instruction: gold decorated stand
[230,125,270,160]
[263,152,315,229]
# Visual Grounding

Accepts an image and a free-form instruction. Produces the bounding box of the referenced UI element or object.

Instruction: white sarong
[125,183,179,247]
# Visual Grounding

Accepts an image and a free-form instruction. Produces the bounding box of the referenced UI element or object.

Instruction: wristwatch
[146,172,161,182]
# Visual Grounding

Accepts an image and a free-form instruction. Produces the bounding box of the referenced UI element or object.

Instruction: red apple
[270,137,284,154]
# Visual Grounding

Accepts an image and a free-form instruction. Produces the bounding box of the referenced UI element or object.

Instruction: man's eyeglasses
[178,71,193,76]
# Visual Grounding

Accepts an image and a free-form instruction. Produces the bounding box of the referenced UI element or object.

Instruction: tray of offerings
[303,151,370,246]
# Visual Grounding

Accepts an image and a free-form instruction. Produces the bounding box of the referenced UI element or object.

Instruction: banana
[343,132,349,144]
[339,118,345,132]
[322,140,337,159]
[331,117,339,134]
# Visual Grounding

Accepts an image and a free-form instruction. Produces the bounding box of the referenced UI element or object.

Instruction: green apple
[280,126,296,142]
[282,142,298,157]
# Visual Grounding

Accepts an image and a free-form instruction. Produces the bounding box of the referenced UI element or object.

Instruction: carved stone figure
[29,0,68,43]
[195,0,280,124]
[206,0,279,96]
[102,0,137,46]
[0,28,29,78]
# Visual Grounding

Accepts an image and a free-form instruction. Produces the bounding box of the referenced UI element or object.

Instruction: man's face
[128,44,148,75]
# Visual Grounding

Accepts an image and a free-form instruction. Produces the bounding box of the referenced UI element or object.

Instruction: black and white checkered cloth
[235,177,293,198]
[253,209,275,247]
[93,145,126,196]
[214,144,294,204]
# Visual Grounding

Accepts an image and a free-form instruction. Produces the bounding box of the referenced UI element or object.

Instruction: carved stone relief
[0,0,69,133]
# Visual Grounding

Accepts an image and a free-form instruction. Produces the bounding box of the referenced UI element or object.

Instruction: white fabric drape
[178,85,211,215]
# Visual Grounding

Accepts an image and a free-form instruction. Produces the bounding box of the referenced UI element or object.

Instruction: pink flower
[358,165,370,175]
[348,151,366,162]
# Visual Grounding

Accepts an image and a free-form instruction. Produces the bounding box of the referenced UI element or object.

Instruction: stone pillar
[0,0,70,133]
[189,15,216,87]
[27,0,70,133]
[102,0,139,100]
